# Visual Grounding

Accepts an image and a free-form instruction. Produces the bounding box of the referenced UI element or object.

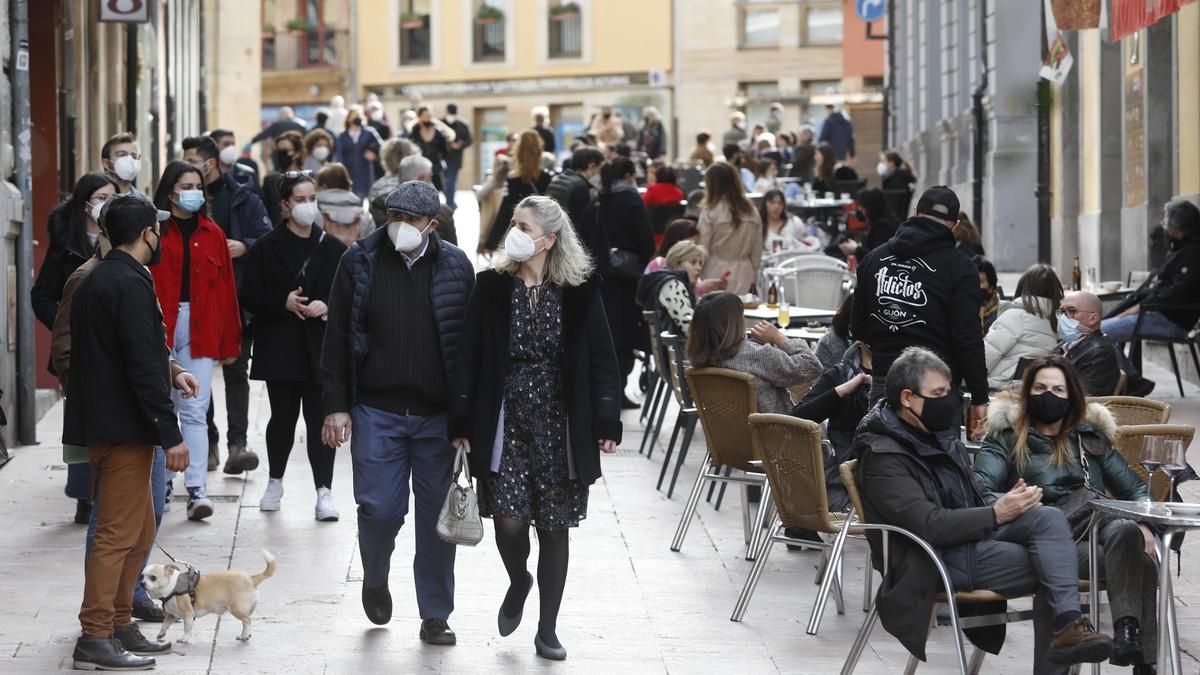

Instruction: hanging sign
[100,0,150,23]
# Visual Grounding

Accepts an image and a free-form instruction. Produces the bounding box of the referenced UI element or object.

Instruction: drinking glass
[778,302,791,329]
[1140,436,1163,478]
[1161,439,1187,502]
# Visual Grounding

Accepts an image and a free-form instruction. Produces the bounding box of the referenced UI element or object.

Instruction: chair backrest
[1112,424,1196,500]
[674,165,705,195]
[685,367,760,471]
[779,267,847,311]
[661,335,691,408]
[838,459,866,522]
[1127,270,1151,287]
[1087,395,1172,426]
[1113,372,1127,396]
[749,414,840,533]
[881,188,912,220]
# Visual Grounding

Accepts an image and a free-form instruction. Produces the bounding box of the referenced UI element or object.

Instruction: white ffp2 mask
[391,220,431,253]
[113,155,140,182]
[504,228,546,263]
[290,201,321,227]
[219,145,239,166]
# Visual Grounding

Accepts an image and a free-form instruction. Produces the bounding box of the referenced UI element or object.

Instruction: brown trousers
[79,443,155,638]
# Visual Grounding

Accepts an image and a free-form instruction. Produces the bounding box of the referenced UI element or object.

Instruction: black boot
[1110,616,1144,667]
[131,599,165,623]
[74,500,92,525]
[114,623,171,655]
[361,583,392,625]
[72,637,155,670]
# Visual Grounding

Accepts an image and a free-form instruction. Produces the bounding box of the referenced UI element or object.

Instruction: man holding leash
[65,193,190,670]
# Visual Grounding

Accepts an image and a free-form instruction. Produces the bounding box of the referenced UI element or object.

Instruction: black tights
[493,516,569,647]
[265,382,335,489]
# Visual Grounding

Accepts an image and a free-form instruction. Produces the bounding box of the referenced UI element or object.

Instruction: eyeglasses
[280,170,313,179]
[1056,307,1081,318]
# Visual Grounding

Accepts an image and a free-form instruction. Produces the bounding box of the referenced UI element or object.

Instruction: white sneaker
[259,478,284,512]
[315,487,340,522]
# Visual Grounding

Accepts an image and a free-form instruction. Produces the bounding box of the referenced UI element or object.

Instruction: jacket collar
[984,388,1118,442]
[105,248,154,282]
[861,402,957,459]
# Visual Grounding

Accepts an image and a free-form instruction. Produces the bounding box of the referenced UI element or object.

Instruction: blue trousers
[443,159,460,209]
[87,447,166,605]
[350,405,456,620]
[66,462,93,501]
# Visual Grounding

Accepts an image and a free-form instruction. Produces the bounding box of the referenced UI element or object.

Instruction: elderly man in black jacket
[320,180,474,645]
[855,347,1112,672]
[65,194,190,671]
[1056,291,1121,396]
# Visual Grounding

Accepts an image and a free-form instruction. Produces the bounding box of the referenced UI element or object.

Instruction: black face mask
[854,208,866,222]
[145,227,162,267]
[910,392,959,433]
[272,150,293,171]
[1027,391,1071,424]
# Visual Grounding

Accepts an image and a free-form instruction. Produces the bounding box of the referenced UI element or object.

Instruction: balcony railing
[473,18,505,62]
[400,15,431,65]
[548,11,581,58]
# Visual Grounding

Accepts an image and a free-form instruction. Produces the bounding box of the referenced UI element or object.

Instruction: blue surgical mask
[176,189,205,214]
[1058,314,1082,343]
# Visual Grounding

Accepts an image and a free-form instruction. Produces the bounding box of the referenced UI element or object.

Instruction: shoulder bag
[1058,433,1104,542]
[436,445,484,546]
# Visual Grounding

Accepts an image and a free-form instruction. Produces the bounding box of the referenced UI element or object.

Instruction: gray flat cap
[385,180,441,218]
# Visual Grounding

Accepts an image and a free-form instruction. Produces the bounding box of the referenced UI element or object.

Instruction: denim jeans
[87,447,166,605]
[65,462,93,501]
[167,302,215,489]
[443,159,461,209]
[1101,310,1189,344]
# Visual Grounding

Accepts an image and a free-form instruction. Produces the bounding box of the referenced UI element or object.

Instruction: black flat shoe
[74,500,91,525]
[361,583,392,625]
[72,637,155,670]
[114,624,171,655]
[535,634,566,661]
[498,572,534,637]
[420,618,456,646]
[131,599,165,623]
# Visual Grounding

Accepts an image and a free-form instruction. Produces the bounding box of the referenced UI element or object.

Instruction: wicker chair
[655,336,700,496]
[836,460,1096,674]
[638,311,667,455]
[731,414,865,634]
[1087,395,1171,427]
[1112,424,1196,501]
[670,368,771,561]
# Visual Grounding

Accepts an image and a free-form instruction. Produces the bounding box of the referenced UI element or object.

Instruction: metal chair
[670,368,771,561]
[638,310,666,450]
[731,414,864,632]
[1087,395,1171,427]
[767,256,850,311]
[654,335,698,496]
[1112,424,1196,501]
[641,330,680,461]
[1124,301,1200,396]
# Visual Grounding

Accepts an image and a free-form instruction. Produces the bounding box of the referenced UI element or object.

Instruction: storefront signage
[1108,0,1197,41]
[99,0,150,23]
[398,73,655,99]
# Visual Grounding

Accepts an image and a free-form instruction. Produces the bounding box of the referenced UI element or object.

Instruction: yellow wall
[355,0,672,85]
[1079,31,1101,214]
[1179,3,1200,196]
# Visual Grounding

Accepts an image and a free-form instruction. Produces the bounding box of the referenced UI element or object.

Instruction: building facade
[353,0,674,184]
[260,0,352,120]
[675,0,885,179]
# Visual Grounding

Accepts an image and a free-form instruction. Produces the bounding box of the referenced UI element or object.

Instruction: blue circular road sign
[855,0,886,23]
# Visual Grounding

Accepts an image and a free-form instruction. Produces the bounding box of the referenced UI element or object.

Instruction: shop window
[399,0,432,65]
[473,0,507,62]
[548,1,582,59]
[740,1,780,49]
[297,0,335,68]
[803,5,843,45]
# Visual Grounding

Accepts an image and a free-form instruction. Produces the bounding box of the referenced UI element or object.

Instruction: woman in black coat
[410,106,452,191]
[596,157,655,407]
[239,172,347,520]
[451,195,621,661]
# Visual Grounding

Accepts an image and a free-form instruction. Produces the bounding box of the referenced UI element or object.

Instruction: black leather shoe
[420,618,457,645]
[1133,664,1157,674]
[74,500,91,525]
[131,599,165,623]
[72,637,155,670]
[1110,616,1144,667]
[361,583,392,625]
[114,623,171,655]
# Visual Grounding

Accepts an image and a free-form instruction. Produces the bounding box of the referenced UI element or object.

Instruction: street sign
[99,0,149,23]
[855,0,886,23]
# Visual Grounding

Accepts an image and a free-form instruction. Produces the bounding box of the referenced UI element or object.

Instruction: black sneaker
[1109,616,1144,667]
[72,637,155,670]
[114,623,171,655]
[419,618,457,646]
[132,598,166,623]
[74,500,91,525]
[361,583,392,625]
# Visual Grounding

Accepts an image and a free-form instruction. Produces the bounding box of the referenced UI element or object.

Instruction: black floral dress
[479,281,589,529]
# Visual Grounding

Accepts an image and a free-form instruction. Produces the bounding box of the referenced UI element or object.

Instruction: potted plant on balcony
[285,17,311,36]
[400,12,427,30]
[549,2,580,21]
[476,4,504,25]
[262,22,277,36]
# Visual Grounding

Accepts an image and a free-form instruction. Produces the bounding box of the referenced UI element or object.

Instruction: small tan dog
[140,550,276,643]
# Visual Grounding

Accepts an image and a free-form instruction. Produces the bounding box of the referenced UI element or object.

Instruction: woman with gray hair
[451,195,621,661]
[637,106,667,161]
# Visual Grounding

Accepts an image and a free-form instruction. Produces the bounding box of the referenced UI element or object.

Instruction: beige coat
[698,202,763,296]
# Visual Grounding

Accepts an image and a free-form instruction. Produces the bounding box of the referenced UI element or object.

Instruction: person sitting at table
[686,291,822,414]
[856,347,1114,671]
[984,263,1063,390]
[642,162,685,209]
[759,188,812,254]
[636,241,706,337]
[974,355,1156,672]
[811,142,857,196]
[791,340,871,513]
[976,256,1003,333]
[814,294,853,371]
[1053,291,1121,397]
[697,163,763,296]
[753,159,780,194]
[835,188,899,260]
[643,219,727,296]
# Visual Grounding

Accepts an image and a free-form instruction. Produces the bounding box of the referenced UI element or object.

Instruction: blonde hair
[494,195,594,287]
[665,240,706,269]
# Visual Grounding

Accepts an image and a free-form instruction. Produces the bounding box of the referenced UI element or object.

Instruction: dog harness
[161,564,202,605]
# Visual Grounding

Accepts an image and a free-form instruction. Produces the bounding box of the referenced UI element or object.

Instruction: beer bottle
[1072,256,1082,291]
[767,278,779,308]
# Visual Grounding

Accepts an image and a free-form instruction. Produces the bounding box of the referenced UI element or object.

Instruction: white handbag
[436,445,484,546]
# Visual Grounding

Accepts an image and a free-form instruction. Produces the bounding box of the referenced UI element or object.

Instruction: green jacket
[973,392,1148,504]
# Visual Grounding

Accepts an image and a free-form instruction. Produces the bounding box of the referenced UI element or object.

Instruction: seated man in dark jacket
[1055,291,1121,396]
[854,347,1111,671]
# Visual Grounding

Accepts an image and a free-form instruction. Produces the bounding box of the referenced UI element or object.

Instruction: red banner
[1109,0,1198,41]
[1052,0,1102,29]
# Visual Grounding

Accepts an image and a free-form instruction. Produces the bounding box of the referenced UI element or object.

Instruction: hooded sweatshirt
[851,215,989,403]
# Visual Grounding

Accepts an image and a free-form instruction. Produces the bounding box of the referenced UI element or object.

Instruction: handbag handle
[452,444,472,484]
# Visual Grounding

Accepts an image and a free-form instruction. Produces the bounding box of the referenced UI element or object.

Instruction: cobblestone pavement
[4,198,1200,673]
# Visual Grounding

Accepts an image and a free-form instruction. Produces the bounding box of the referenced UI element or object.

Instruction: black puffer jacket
[32,202,96,331]
[851,216,988,402]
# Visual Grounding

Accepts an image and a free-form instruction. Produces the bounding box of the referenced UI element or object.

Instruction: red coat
[642,182,685,207]
[149,214,242,360]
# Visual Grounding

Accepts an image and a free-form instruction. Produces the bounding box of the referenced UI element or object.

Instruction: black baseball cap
[915,185,960,221]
